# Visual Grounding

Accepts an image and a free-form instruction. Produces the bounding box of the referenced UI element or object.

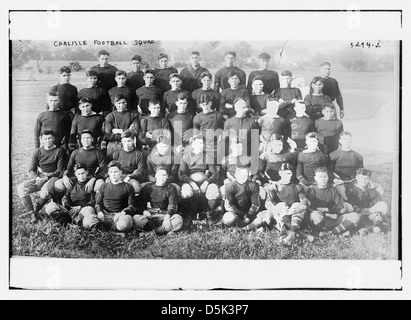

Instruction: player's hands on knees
[97,211,105,222]
[35,176,48,187]
[69,206,81,216]
[311,210,324,225]
[143,210,151,218]
[63,175,73,189]
[84,177,96,193]
[123,176,131,183]
[163,214,172,231]
[200,181,209,193]
[369,212,382,223]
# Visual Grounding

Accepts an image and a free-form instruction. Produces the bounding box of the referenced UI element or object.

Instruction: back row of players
[17,49,388,245]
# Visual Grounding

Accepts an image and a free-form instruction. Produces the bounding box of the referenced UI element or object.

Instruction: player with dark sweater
[297,132,331,188]
[34,92,72,149]
[49,66,78,114]
[127,55,145,92]
[214,50,247,92]
[166,92,194,151]
[180,51,210,94]
[108,70,138,112]
[137,99,171,151]
[69,98,105,150]
[273,70,302,119]
[162,73,194,115]
[306,167,360,237]
[104,93,139,158]
[246,52,280,95]
[94,161,136,233]
[90,49,118,92]
[133,166,183,234]
[249,75,271,117]
[153,53,178,93]
[258,98,291,143]
[17,130,66,223]
[319,61,344,119]
[44,163,97,226]
[289,100,316,151]
[220,70,250,119]
[304,77,333,120]
[111,130,146,195]
[135,70,164,116]
[192,71,221,112]
[77,70,111,115]
[54,130,106,199]
[315,104,344,154]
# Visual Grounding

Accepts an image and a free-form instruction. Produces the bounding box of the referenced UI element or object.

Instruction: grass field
[10,62,399,260]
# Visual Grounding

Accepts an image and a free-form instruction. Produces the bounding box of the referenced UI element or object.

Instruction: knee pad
[53,178,67,193]
[346,212,361,226]
[170,214,183,232]
[205,183,220,200]
[290,202,307,214]
[116,215,133,232]
[82,214,99,230]
[81,206,96,217]
[343,201,354,213]
[372,201,389,216]
[133,215,149,230]
[39,179,57,199]
[44,202,61,215]
[222,211,238,227]
[181,183,193,199]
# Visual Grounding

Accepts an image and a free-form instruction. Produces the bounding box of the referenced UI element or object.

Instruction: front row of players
[17,128,389,245]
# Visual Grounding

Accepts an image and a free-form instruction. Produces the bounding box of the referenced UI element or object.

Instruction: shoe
[205,210,214,227]
[358,228,369,236]
[197,211,207,221]
[341,231,351,237]
[283,231,297,246]
[30,211,39,223]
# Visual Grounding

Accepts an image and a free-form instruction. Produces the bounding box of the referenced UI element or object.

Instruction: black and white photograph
[4,4,408,299]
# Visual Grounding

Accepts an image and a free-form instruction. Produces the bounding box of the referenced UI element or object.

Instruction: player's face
[108,166,122,183]
[235,168,249,184]
[356,174,370,189]
[314,171,329,188]
[201,76,212,89]
[155,169,169,186]
[312,80,324,93]
[41,134,55,149]
[270,139,283,154]
[230,142,243,155]
[176,99,188,112]
[149,103,161,116]
[190,54,200,67]
[225,54,235,66]
[144,73,154,86]
[200,101,212,112]
[159,57,168,69]
[259,58,270,69]
[98,55,109,66]
[47,95,60,111]
[322,107,335,120]
[281,76,293,87]
[169,77,182,90]
[116,75,127,87]
[234,99,248,116]
[131,60,142,71]
[279,170,293,184]
[81,133,94,148]
[156,142,170,156]
[321,65,332,77]
[87,76,98,87]
[294,103,306,116]
[252,80,264,94]
[121,137,134,151]
[115,98,128,112]
[75,168,88,183]
[192,139,204,154]
[266,101,279,115]
[305,137,318,150]
[60,72,71,84]
[228,75,240,88]
[340,135,353,150]
[80,102,93,116]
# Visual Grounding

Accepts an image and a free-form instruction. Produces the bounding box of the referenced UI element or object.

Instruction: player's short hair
[311,76,324,85]
[270,133,284,142]
[115,70,127,77]
[97,49,110,57]
[149,99,160,107]
[225,50,237,57]
[157,135,171,145]
[266,97,279,104]
[230,136,241,145]
[176,92,188,101]
[190,134,206,144]
[154,165,169,174]
[85,70,98,77]
[131,55,142,62]
[279,162,294,172]
[356,168,372,177]
[80,129,94,139]
[40,129,56,137]
[158,53,169,60]
[251,75,264,83]
[314,166,328,174]
[199,94,212,105]
[305,132,318,140]
[114,93,126,103]
[59,66,71,74]
[320,61,331,67]
[228,70,241,79]
[47,91,59,98]
[121,130,134,139]
[144,69,154,76]
[258,52,271,60]
[78,97,93,106]
[190,51,200,56]
[236,163,251,170]
[340,131,352,138]
[74,162,88,172]
[322,103,335,110]
[233,97,247,106]
[200,71,212,79]
[281,70,293,77]
[169,73,182,81]
[107,160,122,170]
